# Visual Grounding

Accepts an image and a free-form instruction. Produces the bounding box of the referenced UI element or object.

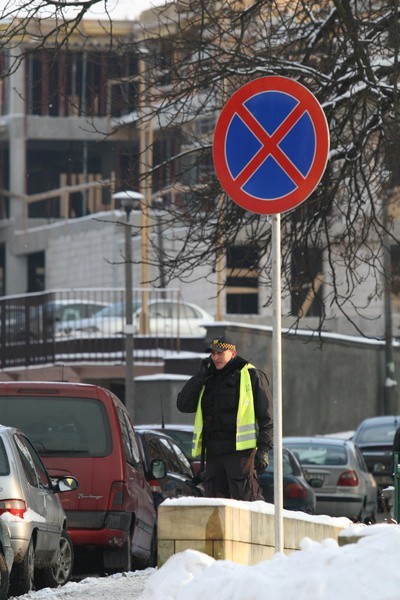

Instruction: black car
[137,424,201,475]
[352,415,400,489]
[258,448,317,514]
[135,427,203,508]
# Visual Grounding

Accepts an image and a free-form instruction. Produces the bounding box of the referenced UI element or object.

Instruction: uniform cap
[206,336,236,353]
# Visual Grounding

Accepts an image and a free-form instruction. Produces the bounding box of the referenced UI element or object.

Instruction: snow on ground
[9,521,400,600]
[8,569,153,600]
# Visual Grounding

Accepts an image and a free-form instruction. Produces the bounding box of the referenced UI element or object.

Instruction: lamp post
[113,190,144,419]
[139,54,153,335]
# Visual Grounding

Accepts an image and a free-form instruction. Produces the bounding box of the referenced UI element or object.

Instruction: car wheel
[35,530,74,589]
[358,498,377,524]
[0,550,10,600]
[9,537,35,597]
[362,508,377,525]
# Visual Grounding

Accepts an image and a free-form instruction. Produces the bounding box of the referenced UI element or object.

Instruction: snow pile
[9,522,400,600]
[141,523,400,600]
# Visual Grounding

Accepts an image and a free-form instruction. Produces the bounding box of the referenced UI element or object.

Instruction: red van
[0,381,156,572]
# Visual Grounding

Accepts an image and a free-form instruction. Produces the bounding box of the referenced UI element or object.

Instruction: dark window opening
[226,293,258,314]
[291,246,323,317]
[28,251,45,293]
[226,244,259,315]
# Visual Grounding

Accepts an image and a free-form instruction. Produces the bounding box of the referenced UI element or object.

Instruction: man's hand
[197,357,216,382]
[254,448,269,473]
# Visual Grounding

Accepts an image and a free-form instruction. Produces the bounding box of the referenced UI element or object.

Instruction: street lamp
[113,190,144,419]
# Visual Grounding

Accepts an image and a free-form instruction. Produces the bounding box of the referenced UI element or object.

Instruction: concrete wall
[157,499,351,566]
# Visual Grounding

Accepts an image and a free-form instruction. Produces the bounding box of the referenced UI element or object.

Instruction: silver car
[283,436,378,523]
[0,425,78,596]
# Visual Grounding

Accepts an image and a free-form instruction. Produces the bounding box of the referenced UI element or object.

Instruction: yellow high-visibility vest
[191,363,257,458]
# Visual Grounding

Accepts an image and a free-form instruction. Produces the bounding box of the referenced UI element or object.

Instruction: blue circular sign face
[213,76,330,214]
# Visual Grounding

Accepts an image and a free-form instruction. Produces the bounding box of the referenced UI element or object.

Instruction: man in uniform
[177,336,273,501]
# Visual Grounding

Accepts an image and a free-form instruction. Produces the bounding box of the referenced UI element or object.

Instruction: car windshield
[0,396,112,457]
[285,443,348,466]
[356,423,398,444]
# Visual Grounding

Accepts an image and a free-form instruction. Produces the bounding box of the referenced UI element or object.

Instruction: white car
[49,299,111,335]
[58,299,214,338]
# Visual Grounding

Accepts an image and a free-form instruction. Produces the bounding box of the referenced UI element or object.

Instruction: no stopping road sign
[213,76,330,215]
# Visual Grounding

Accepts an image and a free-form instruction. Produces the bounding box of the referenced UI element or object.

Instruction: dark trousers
[204,448,263,501]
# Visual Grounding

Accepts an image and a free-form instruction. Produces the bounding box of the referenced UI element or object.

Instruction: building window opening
[226,244,259,315]
[28,252,45,293]
[291,246,323,318]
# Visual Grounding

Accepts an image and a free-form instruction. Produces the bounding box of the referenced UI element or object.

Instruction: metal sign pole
[212,75,329,555]
[272,213,284,553]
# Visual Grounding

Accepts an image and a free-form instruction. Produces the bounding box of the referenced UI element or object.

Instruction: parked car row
[137,424,318,515]
[0,382,158,577]
[141,424,381,522]
[58,299,214,338]
[1,294,214,342]
[144,414,400,519]
[0,381,203,596]
[0,379,393,597]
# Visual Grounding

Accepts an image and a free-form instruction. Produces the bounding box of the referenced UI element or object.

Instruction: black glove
[254,448,269,473]
[197,357,216,382]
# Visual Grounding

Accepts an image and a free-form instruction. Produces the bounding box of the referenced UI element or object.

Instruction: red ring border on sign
[212,76,330,215]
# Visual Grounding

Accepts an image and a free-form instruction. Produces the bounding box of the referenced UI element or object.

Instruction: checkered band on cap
[211,338,235,351]
[206,336,237,352]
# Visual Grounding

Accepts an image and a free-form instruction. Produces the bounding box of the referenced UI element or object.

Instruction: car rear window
[0,438,10,476]
[286,443,348,466]
[356,424,397,444]
[265,449,294,476]
[0,396,111,457]
[163,430,193,458]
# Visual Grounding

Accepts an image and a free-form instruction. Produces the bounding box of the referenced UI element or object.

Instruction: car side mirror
[151,458,166,479]
[52,476,79,493]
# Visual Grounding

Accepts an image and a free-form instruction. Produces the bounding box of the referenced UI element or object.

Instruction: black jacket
[177,355,273,455]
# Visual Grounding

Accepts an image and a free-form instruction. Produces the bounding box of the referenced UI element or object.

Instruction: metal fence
[0,288,207,369]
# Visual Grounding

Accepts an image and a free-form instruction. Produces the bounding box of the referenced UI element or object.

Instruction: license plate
[304,471,328,484]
